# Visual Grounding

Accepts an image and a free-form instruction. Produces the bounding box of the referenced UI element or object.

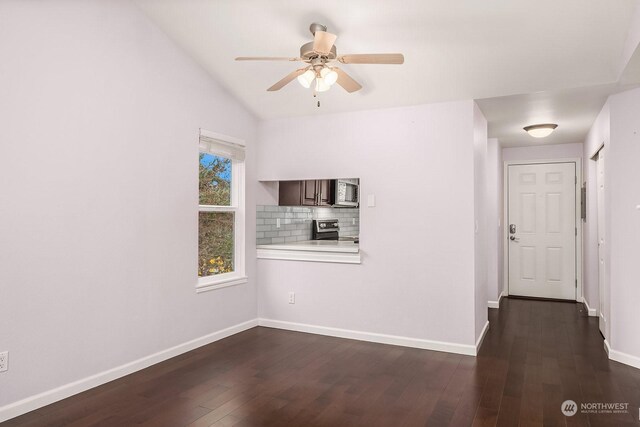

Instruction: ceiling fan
[235,23,404,94]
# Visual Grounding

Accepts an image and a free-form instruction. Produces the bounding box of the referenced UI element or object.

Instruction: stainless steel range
[312,219,339,240]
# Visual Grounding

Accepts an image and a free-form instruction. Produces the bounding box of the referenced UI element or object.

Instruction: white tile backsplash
[256,205,359,245]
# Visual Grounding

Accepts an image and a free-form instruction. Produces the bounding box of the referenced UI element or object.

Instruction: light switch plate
[367,194,376,207]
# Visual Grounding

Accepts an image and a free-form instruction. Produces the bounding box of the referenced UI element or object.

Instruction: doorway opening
[503,159,582,301]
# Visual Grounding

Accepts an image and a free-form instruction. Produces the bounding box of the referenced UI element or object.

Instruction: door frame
[502,158,583,302]
[591,143,607,336]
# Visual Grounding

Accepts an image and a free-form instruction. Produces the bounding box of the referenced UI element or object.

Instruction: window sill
[196,275,248,293]
[257,248,361,264]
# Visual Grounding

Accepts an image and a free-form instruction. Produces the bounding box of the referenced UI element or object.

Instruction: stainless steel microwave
[333,178,359,207]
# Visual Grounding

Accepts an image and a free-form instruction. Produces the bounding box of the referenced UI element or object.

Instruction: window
[197,129,246,292]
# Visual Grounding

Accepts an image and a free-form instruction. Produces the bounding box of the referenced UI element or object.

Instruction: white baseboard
[604,339,640,370]
[582,298,597,317]
[258,318,478,356]
[476,321,490,353]
[608,345,640,370]
[488,291,505,309]
[0,318,259,423]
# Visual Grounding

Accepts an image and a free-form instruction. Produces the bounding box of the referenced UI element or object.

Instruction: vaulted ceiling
[137,0,639,145]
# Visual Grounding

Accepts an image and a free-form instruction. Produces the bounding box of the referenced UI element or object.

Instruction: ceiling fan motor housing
[300,42,337,61]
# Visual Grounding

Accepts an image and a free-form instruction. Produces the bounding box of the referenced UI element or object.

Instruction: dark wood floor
[4,298,640,426]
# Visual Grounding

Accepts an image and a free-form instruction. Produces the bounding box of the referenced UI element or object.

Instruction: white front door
[508,163,577,300]
[596,150,607,337]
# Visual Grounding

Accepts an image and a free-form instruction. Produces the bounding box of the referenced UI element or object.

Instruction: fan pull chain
[313,92,320,108]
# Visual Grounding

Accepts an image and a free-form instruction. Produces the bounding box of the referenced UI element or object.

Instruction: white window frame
[197,129,247,293]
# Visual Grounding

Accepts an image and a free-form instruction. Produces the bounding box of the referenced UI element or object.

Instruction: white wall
[257,101,481,349]
[473,104,489,341]
[608,88,640,364]
[619,0,640,81]
[582,88,640,369]
[0,0,258,411]
[486,138,502,304]
[502,142,584,162]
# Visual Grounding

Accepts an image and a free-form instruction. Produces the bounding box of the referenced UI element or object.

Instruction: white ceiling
[476,82,638,147]
[136,0,639,145]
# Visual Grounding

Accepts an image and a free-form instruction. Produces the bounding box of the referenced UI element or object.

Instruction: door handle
[509,235,519,242]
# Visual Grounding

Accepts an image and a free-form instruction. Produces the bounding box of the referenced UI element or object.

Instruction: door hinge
[575,227,577,236]
[575,176,577,184]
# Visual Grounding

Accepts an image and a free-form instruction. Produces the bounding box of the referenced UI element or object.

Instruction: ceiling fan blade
[338,53,404,64]
[235,56,301,61]
[334,68,362,93]
[312,31,337,54]
[267,69,307,91]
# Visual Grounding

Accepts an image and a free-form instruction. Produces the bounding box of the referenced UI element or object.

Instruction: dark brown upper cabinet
[317,179,332,205]
[278,180,333,207]
[278,180,303,206]
[301,180,318,206]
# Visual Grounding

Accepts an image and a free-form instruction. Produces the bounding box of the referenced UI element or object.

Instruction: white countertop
[257,240,359,254]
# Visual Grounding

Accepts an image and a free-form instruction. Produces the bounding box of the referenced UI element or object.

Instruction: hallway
[478,298,640,426]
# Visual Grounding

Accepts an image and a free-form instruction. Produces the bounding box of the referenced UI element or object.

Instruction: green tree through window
[198,153,234,277]
[199,153,231,206]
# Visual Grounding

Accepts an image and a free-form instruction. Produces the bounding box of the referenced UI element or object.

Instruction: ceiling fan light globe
[297,69,315,88]
[315,77,330,92]
[323,69,338,86]
[296,76,311,88]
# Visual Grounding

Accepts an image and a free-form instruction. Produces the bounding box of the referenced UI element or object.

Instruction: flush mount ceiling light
[523,123,558,138]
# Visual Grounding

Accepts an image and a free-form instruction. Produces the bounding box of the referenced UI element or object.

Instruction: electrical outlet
[288,292,295,304]
[352,218,356,225]
[276,218,281,228]
[0,351,8,372]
